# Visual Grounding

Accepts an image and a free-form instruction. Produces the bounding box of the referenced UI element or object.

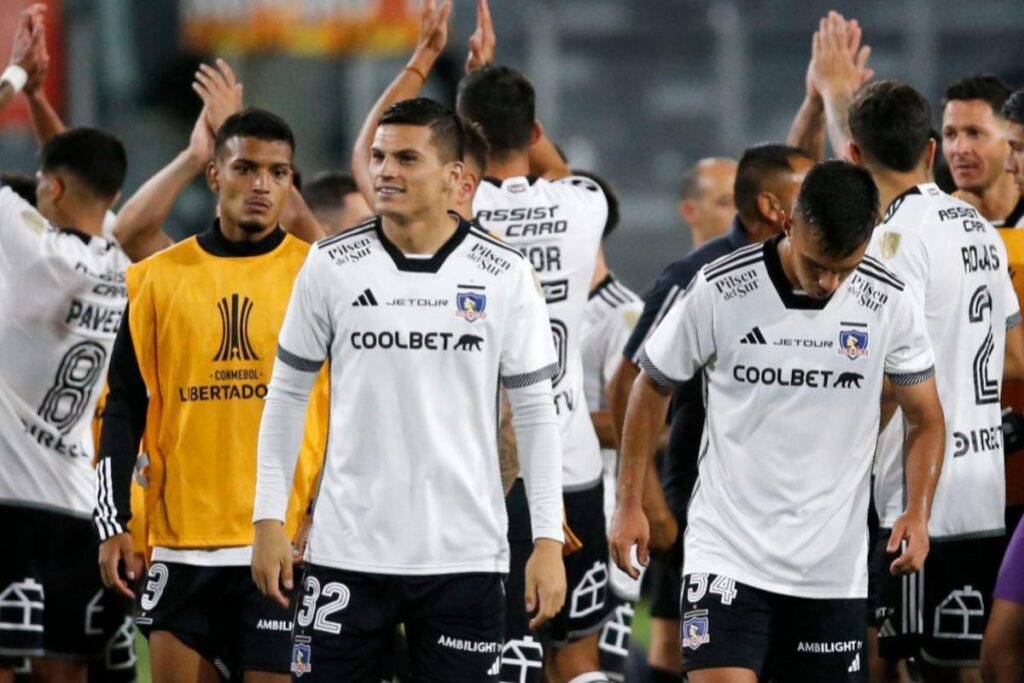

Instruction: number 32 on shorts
[685,573,738,605]
[296,576,350,634]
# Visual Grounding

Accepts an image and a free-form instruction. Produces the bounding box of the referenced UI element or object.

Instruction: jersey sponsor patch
[838,325,869,360]
[456,286,487,322]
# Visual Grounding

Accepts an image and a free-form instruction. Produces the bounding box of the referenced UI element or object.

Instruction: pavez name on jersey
[474,175,608,488]
[640,235,935,599]
[870,184,1020,540]
[258,216,560,575]
[0,187,129,518]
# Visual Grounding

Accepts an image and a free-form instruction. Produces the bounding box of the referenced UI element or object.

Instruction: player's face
[787,215,867,299]
[210,137,294,234]
[684,161,737,238]
[942,99,1010,193]
[1005,121,1024,197]
[370,124,462,222]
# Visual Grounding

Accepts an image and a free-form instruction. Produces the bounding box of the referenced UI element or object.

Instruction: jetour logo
[213,294,260,362]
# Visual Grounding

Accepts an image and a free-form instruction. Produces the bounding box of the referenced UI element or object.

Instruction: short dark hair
[849,80,933,173]
[1003,89,1024,125]
[39,128,126,201]
[378,97,465,164]
[0,172,37,207]
[463,121,490,175]
[302,171,360,214]
[734,144,810,226]
[457,65,535,155]
[795,160,879,259]
[572,169,620,239]
[214,107,296,157]
[943,74,1014,114]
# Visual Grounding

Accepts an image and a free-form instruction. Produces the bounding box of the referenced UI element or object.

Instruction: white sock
[567,674,610,683]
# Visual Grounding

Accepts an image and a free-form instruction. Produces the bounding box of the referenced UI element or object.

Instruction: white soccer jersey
[257,216,561,575]
[869,184,1020,540]
[0,187,129,518]
[581,273,643,600]
[474,175,607,487]
[641,236,935,599]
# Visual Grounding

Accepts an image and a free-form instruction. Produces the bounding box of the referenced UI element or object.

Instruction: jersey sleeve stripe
[701,242,763,275]
[856,263,906,291]
[501,362,558,389]
[468,227,526,259]
[603,284,628,305]
[704,255,763,281]
[630,284,682,363]
[859,256,907,287]
[316,221,377,249]
[93,458,124,540]
[886,366,935,386]
[610,280,640,303]
[277,345,325,373]
[638,349,679,389]
[1008,311,1022,331]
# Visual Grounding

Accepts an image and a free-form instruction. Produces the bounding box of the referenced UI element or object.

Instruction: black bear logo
[455,334,484,351]
[834,372,864,388]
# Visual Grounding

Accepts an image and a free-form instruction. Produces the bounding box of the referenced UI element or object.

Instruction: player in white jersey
[252,98,566,681]
[577,172,643,683]
[611,161,946,683]
[842,81,1024,678]
[458,65,611,682]
[0,13,135,680]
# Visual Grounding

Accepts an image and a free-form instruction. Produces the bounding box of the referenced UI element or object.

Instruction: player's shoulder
[882,183,986,234]
[854,254,907,293]
[463,222,530,278]
[311,217,381,268]
[590,274,641,311]
[314,216,379,252]
[700,240,766,283]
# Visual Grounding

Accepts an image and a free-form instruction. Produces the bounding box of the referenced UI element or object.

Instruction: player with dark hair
[606,142,810,682]
[942,75,1021,226]
[1005,90,1024,200]
[844,79,1024,682]
[252,95,566,681]
[612,160,945,683]
[301,171,373,236]
[0,8,136,682]
[678,158,737,248]
[94,106,328,682]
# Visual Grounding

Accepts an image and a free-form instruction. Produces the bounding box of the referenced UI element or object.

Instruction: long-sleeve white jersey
[869,184,1020,540]
[0,187,128,518]
[474,175,607,488]
[254,216,563,575]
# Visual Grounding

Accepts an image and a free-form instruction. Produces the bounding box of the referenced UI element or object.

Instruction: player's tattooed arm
[610,371,673,579]
[887,375,945,575]
[0,4,45,113]
[498,390,520,494]
[351,0,453,209]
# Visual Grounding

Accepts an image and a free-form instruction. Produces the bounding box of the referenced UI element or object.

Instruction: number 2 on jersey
[968,285,999,405]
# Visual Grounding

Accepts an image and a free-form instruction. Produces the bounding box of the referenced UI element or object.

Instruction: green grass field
[131,600,653,681]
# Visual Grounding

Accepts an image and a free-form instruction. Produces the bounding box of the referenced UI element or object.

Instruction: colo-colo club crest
[838,325,869,360]
[456,285,487,323]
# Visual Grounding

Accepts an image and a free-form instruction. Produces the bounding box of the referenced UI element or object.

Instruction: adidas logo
[352,289,378,307]
[877,619,897,638]
[740,327,767,344]
[487,656,501,676]
[848,653,861,673]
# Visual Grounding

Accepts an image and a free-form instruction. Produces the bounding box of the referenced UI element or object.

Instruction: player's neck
[776,237,801,291]
[382,208,459,255]
[484,151,531,181]
[871,169,930,217]
[958,174,1020,223]
[55,206,106,238]
[589,247,609,290]
[218,218,280,243]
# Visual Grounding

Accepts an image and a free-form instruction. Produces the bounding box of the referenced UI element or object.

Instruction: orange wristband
[404,65,427,82]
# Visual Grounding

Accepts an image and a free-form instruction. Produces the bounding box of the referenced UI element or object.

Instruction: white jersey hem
[151,545,253,566]
[305,551,509,576]
[683,559,867,600]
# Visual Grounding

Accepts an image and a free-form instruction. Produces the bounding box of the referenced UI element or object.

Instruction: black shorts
[873,530,1005,667]
[502,480,547,683]
[680,572,867,682]
[597,598,635,682]
[135,561,295,677]
[648,530,684,620]
[292,564,505,681]
[0,504,135,671]
[550,481,615,647]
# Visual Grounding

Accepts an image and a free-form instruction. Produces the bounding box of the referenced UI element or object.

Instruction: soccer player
[251,97,565,681]
[679,158,738,248]
[612,160,946,683]
[845,80,1024,680]
[981,518,1024,682]
[0,9,135,683]
[607,143,811,682]
[942,75,1022,227]
[94,109,326,682]
[458,64,611,683]
[300,171,373,235]
[577,171,643,683]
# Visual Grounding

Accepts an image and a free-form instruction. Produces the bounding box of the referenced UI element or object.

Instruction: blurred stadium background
[2,0,1023,292]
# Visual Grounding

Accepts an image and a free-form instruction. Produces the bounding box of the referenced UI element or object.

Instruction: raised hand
[193,58,244,136]
[465,0,495,74]
[809,11,874,100]
[9,4,46,74]
[415,0,452,58]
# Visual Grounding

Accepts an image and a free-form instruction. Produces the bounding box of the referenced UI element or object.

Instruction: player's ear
[206,161,220,192]
[923,138,937,174]
[679,198,697,225]
[531,121,543,146]
[846,141,863,166]
[756,191,783,226]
